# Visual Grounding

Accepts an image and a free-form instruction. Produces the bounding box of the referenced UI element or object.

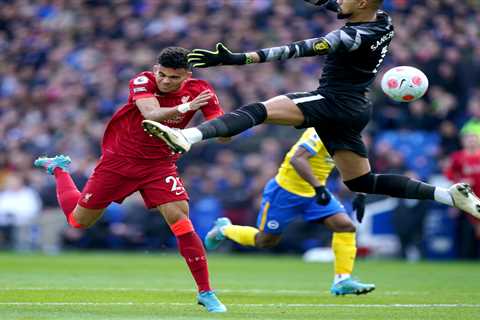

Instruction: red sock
[53,168,81,226]
[172,219,212,293]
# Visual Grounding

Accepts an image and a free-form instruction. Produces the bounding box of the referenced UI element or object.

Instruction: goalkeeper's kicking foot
[34,155,71,175]
[204,217,231,251]
[142,120,191,153]
[197,291,227,313]
[449,183,480,219]
[330,277,375,296]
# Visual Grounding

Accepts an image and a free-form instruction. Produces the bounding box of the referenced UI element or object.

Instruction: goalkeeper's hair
[157,47,191,70]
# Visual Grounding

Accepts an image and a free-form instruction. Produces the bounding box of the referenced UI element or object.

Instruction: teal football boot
[34,155,72,175]
[197,291,227,313]
[330,277,375,296]
[204,217,231,250]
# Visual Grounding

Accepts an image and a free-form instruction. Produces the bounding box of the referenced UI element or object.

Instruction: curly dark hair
[157,47,191,69]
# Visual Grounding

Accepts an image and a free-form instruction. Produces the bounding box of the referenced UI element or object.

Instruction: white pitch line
[0,302,479,308]
[0,288,429,296]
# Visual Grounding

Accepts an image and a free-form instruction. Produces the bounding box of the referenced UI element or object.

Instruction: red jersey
[102,71,223,165]
[444,150,480,196]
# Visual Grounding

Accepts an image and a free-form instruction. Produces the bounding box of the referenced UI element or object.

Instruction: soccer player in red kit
[34,47,227,313]
[444,129,480,241]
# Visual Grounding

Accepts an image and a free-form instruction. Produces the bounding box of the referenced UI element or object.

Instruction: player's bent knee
[72,206,105,228]
[337,223,356,233]
[255,233,281,249]
[344,172,376,194]
[157,201,189,226]
[324,213,356,233]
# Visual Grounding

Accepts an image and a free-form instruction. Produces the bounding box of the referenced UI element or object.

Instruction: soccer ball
[381,66,429,102]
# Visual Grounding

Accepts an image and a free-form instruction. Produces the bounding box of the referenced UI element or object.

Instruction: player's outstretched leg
[34,155,85,228]
[142,96,304,153]
[204,217,232,250]
[336,151,480,220]
[142,102,268,154]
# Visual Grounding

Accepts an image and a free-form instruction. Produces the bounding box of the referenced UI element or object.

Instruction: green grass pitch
[0,252,479,319]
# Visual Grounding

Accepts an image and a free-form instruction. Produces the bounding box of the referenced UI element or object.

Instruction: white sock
[182,128,203,144]
[334,274,350,285]
[434,187,454,206]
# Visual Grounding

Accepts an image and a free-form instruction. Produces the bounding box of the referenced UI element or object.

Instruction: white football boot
[448,183,480,219]
[142,120,191,153]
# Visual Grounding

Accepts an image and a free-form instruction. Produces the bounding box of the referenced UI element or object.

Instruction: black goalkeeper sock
[344,172,435,200]
[197,102,267,139]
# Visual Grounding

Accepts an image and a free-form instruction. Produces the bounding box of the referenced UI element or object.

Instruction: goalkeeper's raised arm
[187,37,332,68]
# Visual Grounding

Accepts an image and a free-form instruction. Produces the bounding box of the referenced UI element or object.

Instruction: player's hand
[314,186,331,205]
[178,90,212,113]
[188,43,246,68]
[352,193,366,223]
[190,90,212,110]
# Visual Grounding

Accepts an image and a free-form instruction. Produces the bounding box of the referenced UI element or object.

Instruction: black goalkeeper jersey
[319,11,394,95]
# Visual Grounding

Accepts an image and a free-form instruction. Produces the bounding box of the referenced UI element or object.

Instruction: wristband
[177,103,192,113]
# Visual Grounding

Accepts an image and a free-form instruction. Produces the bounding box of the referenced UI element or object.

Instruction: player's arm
[187,25,356,68]
[290,146,331,205]
[188,37,331,68]
[136,90,212,122]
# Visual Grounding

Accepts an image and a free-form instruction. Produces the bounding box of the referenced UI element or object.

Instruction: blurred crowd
[0,0,479,257]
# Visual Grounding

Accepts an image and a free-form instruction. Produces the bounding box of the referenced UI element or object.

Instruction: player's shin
[193,102,267,140]
[223,225,259,247]
[332,232,356,283]
[53,168,83,227]
[171,219,212,292]
[344,172,437,201]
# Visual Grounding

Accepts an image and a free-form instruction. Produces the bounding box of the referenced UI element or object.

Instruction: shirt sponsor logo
[133,87,147,93]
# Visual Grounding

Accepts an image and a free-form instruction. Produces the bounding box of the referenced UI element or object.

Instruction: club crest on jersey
[267,220,280,230]
[313,40,330,54]
[83,193,93,202]
[181,96,190,103]
[133,76,149,85]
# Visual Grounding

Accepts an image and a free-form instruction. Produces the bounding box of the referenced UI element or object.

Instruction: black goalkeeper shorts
[285,90,372,158]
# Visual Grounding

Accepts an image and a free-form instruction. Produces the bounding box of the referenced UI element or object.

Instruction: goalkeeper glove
[187,43,246,68]
[304,0,340,12]
[314,186,332,206]
[352,193,367,223]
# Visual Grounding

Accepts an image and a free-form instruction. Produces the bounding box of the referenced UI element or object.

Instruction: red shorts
[78,154,189,209]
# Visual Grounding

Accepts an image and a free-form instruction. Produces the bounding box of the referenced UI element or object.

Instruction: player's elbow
[289,156,304,170]
[289,156,299,166]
